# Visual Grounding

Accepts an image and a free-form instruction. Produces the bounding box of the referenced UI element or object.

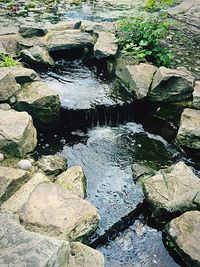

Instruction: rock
[94,32,118,59]
[9,96,16,104]
[21,46,54,66]
[0,166,30,204]
[143,162,200,221]
[56,166,86,198]
[1,173,50,212]
[0,69,20,101]
[47,30,94,52]
[165,211,200,267]
[193,81,200,109]
[16,183,100,241]
[17,159,32,171]
[37,155,67,177]
[116,63,157,99]
[47,21,81,32]
[18,36,46,50]
[0,153,4,162]
[0,67,40,84]
[148,67,195,102]
[81,20,116,34]
[0,109,37,157]
[15,81,60,129]
[0,103,11,110]
[0,27,19,36]
[176,108,200,149]
[19,26,48,38]
[0,42,7,55]
[68,242,104,267]
[0,212,71,267]
[0,35,19,56]
[131,162,156,181]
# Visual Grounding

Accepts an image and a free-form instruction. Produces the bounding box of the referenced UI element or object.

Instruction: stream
[34,58,190,267]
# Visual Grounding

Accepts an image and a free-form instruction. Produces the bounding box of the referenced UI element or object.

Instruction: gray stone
[47,21,81,32]
[0,103,11,110]
[165,211,200,267]
[0,42,7,55]
[94,32,118,59]
[15,81,60,129]
[19,26,48,38]
[0,166,29,204]
[148,67,195,102]
[0,67,40,84]
[0,153,4,162]
[1,172,50,212]
[143,162,200,221]
[116,63,157,99]
[0,212,71,267]
[47,30,94,52]
[16,183,100,241]
[193,81,200,109]
[176,108,200,149]
[131,162,156,181]
[0,109,37,157]
[0,35,19,56]
[0,69,19,101]
[17,159,32,171]
[68,242,104,267]
[0,27,19,36]
[56,166,86,198]
[81,20,116,34]
[21,46,54,66]
[37,155,67,177]
[18,36,46,50]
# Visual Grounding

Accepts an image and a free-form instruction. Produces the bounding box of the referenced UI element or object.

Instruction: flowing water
[34,59,191,267]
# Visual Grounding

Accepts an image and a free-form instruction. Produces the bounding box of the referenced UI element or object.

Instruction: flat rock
[116,63,157,99]
[81,21,116,34]
[0,27,19,36]
[18,183,100,241]
[0,69,19,101]
[193,81,200,109]
[37,155,67,177]
[21,46,54,66]
[0,109,37,157]
[1,172,50,212]
[69,242,104,267]
[0,67,40,84]
[56,166,86,198]
[0,166,29,204]
[15,81,61,129]
[165,211,200,267]
[143,162,200,221]
[176,108,200,149]
[19,26,48,38]
[148,67,195,102]
[94,32,118,59]
[47,21,81,32]
[47,30,94,52]
[0,212,71,267]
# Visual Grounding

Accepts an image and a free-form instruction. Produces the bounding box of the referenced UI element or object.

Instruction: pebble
[17,159,32,170]
[0,153,4,162]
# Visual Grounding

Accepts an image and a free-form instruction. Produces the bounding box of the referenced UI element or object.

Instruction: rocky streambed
[0,1,200,267]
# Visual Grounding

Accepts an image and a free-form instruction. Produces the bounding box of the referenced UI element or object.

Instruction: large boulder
[1,173,50,212]
[94,32,118,59]
[47,30,94,52]
[176,108,200,149]
[17,183,100,241]
[19,25,48,38]
[193,81,200,109]
[68,242,104,267]
[143,162,200,221]
[148,67,195,102]
[165,211,200,267]
[0,68,20,101]
[0,166,30,204]
[15,81,61,129]
[56,166,86,198]
[0,212,71,267]
[37,155,67,177]
[116,63,157,99]
[0,109,37,157]
[21,46,54,66]
[0,67,40,84]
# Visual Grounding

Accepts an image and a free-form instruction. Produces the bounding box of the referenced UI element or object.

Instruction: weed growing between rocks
[117,15,173,67]
[0,55,20,67]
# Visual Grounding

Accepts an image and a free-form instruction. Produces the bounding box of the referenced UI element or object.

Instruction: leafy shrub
[0,55,20,67]
[117,16,173,67]
[144,0,179,11]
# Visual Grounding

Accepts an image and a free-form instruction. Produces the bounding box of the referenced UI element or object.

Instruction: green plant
[117,16,173,67]
[144,0,179,11]
[0,54,20,67]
